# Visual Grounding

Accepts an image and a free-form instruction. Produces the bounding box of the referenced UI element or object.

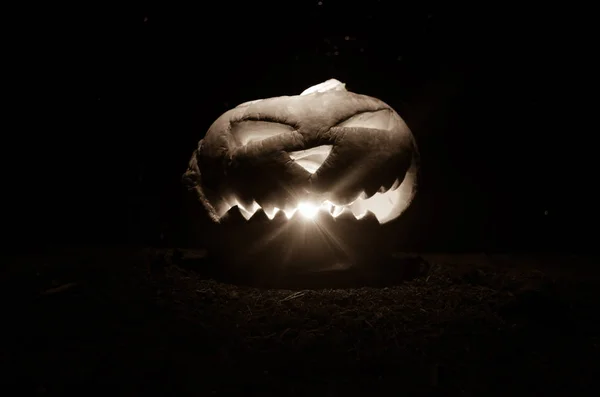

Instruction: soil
[2,247,599,396]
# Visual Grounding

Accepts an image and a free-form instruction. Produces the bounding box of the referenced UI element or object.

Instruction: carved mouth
[223,172,414,224]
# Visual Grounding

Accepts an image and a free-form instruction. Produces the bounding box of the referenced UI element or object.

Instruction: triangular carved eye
[230,120,333,175]
[288,145,333,174]
[231,121,294,146]
[284,110,394,175]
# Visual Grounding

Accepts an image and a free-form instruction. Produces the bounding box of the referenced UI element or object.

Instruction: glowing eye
[297,202,319,219]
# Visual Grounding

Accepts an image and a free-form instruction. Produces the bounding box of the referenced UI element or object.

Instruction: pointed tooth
[351,206,367,219]
[331,205,344,217]
[377,174,398,193]
[364,173,388,198]
[288,210,304,222]
[238,206,254,220]
[390,178,401,191]
[321,201,334,215]
[283,208,297,220]
[248,208,269,223]
[379,172,398,193]
[344,192,368,205]
[263,207,279,220]
[223,206,246,223]
[257,202,276,219]
[282,202,298,215]
[359,210,379,224]
[250,201,261,212]
[349,199,366,217]
[364,185,379,199]
[272,209,288,223]
[237,201,259,219]
[335,209,356,222]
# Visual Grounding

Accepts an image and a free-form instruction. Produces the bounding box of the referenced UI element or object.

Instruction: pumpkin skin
[183,79,419,272]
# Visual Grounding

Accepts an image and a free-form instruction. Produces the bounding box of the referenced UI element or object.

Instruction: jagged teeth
[362,189,377,199]
[219,176,406,224]
[224,203,379,223]
[387,176,400,191]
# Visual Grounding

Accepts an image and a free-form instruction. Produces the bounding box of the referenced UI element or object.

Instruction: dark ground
[2,247,599,396]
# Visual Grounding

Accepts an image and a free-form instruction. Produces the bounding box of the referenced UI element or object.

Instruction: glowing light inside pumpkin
[297,202,319,219]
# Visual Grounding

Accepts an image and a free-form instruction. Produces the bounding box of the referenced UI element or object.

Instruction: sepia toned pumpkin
[183,79,419,271]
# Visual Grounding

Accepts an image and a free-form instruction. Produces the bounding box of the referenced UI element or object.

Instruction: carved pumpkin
[183,79,419,271]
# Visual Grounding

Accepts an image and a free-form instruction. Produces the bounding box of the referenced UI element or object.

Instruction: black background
[8,1,596,252]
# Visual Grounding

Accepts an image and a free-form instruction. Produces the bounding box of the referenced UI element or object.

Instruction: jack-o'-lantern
[183,79,419,272]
